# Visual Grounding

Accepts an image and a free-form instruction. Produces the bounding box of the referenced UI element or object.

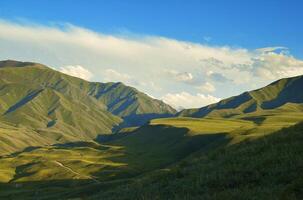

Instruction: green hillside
[178,75,303,118]
[91,120,303,200]
[89,82,176,119]
[0,60,175,155]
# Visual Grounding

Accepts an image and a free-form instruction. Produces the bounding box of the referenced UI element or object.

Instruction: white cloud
[164,70,194,83]
[1,20,303,108]
[176,72,193,82]
[197,82,216,93]
[207,71,230,82]
[252,52,303,80]
[59,65,92,80]
[162,92,221,110]
[104,69,132,83]
[256,46,288,54]
[103,69,161,92]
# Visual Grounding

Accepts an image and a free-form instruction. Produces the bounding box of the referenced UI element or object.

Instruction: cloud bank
[162,92,221,110]
[60,65,93,80]
[1,20,303,109]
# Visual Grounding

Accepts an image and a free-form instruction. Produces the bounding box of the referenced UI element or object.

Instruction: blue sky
[0,0,303,109]
[1,0,302,57]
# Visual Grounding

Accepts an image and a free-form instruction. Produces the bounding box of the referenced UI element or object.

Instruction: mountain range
[0,60,303,199]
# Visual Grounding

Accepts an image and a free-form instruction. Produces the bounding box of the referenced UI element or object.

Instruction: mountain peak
[0,60,46,68]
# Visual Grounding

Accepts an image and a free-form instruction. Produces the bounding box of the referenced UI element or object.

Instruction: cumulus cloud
[104,69,133,83]
[164,70,194,83]
[207,71,231,83]
[103,69,161,92]
[59,65,92,80]
[251,52,303,80]
[162,92,221,110]
[175,72,193,82]
[196,82,216,93]
[1,19,303,108]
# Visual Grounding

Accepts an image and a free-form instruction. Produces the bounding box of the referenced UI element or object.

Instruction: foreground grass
[90,122,303,200]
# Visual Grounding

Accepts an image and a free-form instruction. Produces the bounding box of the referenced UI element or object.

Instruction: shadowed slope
[88,81,176,125]
[89,121,303,200]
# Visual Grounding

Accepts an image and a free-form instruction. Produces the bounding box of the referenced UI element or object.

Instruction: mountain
[1,67,303,199]
[0,60,175,154]
[178,75,303,118]
[87,81,176,127]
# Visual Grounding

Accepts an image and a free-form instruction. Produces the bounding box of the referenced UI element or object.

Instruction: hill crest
[178,74,303,118]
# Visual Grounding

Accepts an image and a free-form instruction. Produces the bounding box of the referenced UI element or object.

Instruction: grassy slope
[89,81,176,127]
[0,118,231,184]
[91,121,303,200]
[179,74,303,118]
[0,65,122,155]
[0,60,176,155]
[90,82,176,117]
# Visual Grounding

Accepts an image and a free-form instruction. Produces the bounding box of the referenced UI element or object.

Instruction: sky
[0,0,303,109]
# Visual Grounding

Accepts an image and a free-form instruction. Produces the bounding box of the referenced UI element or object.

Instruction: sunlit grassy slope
[153,108,303,141]
[0,142,126,183]
[0,117,233,185]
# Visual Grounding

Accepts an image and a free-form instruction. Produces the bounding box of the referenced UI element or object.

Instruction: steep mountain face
[179,75,303,118]
[87,81,176,126]
[0,60,175,154]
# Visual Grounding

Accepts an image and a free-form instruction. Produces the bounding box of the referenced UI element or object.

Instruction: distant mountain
[0,60,175,154]
[179,75,303,118]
